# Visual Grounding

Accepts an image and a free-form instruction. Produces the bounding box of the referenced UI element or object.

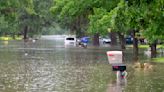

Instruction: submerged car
[125,36,133,44]
[64,36,76,46]
[102,38,111,44]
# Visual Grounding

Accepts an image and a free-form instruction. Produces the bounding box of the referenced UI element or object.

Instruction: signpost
[106,51,127,78]
[107,51,122,64]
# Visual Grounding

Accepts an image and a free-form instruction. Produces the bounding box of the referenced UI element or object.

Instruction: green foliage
[108,0,129,32]
[134,0,164,43]
[0,16,9,35]
[51,0,92,28]
[0,0,163,41]
[42,22,67,35]
[86,0,120,35]
[88,0,163,43]
[50,0,120,35]
[0,0,20,36]
[0,0,54,37]
[88,0,129,36]
[88,8,108,35]
[152,57,164,63]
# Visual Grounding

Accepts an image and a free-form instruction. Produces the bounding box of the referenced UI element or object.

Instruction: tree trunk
[12,33,15,39]
[131,30,138,61]
[110,32,117,46]
[150,41,157,58]
[118,32,126,50]
[93,33,99,46]
[23,26,28,40]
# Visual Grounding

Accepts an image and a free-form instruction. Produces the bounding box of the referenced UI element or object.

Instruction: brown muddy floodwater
[0,35,164,92]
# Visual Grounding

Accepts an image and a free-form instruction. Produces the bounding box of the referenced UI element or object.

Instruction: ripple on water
[0,40,164,92]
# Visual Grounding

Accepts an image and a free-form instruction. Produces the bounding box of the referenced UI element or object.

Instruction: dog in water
[133,62,154,71]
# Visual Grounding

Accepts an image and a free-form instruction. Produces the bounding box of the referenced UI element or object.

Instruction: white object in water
[116,71,121,79]
[64,36,76,46]
[32,39,36,43]
[144,48,151,58]
[24,52,28,56]
[106,51,122,64]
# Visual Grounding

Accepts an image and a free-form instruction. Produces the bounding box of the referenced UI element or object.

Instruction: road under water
[0,36,164,92]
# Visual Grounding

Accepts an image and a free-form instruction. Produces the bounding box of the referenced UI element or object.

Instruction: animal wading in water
[133,62,154,70]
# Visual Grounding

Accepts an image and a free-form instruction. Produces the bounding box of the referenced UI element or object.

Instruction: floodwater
[0,35,164,92]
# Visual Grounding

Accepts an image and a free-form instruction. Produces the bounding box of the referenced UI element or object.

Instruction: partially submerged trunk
[93,33,99,46]
[110,32,117,46]
[23,26,28,40]
[150,41,157,58]
[118,32,126,50]
[12,33,16,39]
[131,30,139,61]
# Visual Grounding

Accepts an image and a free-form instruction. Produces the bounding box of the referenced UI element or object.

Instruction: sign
[106,51,122,64]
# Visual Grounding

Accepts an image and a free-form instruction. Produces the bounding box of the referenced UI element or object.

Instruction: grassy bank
[0,36,22,40]
[152,57,164,63]
[127,44,164,49]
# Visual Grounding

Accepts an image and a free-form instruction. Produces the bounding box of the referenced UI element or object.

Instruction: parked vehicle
[79,37,90,48]
[64,36,76,46]
[125,36,133,44]
[102,38,111,44]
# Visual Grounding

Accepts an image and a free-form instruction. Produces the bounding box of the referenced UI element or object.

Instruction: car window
[66,38,74,40]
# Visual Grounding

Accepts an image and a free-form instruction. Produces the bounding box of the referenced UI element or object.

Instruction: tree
[88,8,108,46]
[50,0,120,45]
[18,0,54,39]
[0,0,20,37]
[141,0,164,57]
[50,0,92,36]
[89,0,163,58]
[0,0,54,39]
[88,0,129,48]
[128,0,164,58]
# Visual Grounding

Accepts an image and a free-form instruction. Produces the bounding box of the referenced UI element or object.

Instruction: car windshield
[66,38,74,40]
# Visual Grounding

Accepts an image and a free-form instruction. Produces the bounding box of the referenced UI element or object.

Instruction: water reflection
[107,78,127,92]
[0,38,164,92]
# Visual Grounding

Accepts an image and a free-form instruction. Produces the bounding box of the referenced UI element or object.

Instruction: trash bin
[106,51,122,64]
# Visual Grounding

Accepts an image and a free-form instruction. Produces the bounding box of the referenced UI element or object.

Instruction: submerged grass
[0,36,22,40]
[126,44,164,49]
[152,57,164,63]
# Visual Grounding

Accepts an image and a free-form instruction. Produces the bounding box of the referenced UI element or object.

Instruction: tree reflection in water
[107,71,127,92]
